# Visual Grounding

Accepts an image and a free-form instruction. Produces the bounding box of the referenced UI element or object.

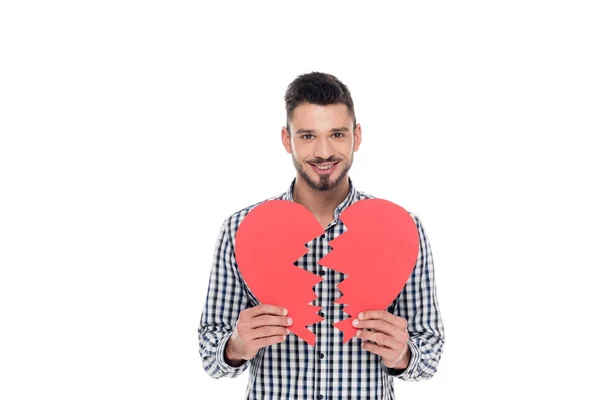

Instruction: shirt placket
[313,230,329,400]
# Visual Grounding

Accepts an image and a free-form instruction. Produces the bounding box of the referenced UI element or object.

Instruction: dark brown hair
[284,72,356,133]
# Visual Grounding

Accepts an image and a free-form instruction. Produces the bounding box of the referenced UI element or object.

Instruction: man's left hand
[353,310,410,370]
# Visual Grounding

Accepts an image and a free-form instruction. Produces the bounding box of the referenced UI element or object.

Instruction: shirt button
[319,353,325,359]
[320,234,326,239]
[319,270,326,276]
[318,311,324,317]
[318,395,324,400]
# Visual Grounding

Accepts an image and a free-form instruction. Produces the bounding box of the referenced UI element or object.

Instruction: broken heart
[234,198,419,345]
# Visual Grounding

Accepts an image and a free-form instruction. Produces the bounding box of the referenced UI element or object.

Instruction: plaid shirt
[198,177,445,399]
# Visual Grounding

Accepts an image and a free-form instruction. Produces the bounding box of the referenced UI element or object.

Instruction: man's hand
[224,304,292,367]
[353,310,411,370]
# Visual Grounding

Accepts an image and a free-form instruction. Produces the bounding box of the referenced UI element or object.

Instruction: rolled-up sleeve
[385,216,445,381]
[198,218,251,379]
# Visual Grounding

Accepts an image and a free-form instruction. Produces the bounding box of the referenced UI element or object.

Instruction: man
[198,72,445,399]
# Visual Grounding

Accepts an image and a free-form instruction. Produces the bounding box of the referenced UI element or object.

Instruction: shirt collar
[283,176,359,221]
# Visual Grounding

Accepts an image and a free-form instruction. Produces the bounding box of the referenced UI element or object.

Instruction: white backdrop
[1,1,599,399]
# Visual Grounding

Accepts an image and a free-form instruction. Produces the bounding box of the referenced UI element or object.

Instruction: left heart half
[234,200,325,346]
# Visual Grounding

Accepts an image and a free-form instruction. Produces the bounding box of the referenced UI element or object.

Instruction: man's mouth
[309,161,340,175]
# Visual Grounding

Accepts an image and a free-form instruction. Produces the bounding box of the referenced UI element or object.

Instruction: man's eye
[302,134,314,140]
[333,132,345,138]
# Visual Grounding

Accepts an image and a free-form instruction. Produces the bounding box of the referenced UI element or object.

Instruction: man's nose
[314,136,334,160]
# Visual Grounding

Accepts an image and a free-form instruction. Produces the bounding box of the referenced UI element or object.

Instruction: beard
[292,153,353,192]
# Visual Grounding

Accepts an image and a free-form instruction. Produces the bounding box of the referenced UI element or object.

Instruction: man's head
[282,72,362,192]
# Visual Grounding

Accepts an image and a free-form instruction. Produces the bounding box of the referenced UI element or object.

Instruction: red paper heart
[234,198,419,345]
[235,200,325,345]
[319,199,420,343]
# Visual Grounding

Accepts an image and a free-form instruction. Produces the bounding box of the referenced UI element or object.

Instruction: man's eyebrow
[331,127,350,132]
[294,129,316,135]
[294,127,350,135]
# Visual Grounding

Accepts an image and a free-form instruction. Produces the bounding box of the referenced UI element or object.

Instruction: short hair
[284,72,356,133]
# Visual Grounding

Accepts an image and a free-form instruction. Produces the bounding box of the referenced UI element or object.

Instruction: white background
[1,1,599,399]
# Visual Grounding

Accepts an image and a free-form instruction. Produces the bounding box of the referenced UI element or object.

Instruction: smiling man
[198,72,445,399]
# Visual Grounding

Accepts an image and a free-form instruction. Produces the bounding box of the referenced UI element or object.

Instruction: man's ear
[353,123,362,152]
[281,126,292,154]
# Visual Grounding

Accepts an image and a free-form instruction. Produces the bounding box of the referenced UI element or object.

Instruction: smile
[309,161,339,175]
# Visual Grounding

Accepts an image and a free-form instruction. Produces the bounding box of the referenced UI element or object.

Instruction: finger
[361,341,398,361]
[252,334,287,350]
[356,329,401,349]
[359,310,406,328]
[247,304,288,318]
[249,314,293,329]
[352,318,397,336]
[251,325,290,339]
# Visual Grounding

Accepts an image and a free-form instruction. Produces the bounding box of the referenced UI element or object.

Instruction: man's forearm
[224,338,246,367]
[394,346,411,370]
[386,345,410,372]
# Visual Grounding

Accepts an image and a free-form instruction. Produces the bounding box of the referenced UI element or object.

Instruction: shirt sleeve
[383,216,445,381]
[198,218,251,379]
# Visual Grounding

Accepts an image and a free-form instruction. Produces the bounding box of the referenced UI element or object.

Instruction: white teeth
[316,164,333,170]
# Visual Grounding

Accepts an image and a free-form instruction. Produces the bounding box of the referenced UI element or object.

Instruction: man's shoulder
[355,188,376,201]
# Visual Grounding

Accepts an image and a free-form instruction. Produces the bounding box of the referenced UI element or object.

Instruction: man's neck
[292,175,350,227]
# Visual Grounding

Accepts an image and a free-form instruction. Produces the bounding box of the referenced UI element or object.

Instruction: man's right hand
[224,304,292,367]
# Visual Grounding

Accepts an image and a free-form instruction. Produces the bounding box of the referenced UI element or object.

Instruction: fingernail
[356,330,361,337]
[286,329,290,334]
[352,319,359,326]
[283,308,288,316]
[287,318,293,325]
[358,312,364,319]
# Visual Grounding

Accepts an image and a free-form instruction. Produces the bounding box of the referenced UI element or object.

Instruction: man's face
[282,103,362,192]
